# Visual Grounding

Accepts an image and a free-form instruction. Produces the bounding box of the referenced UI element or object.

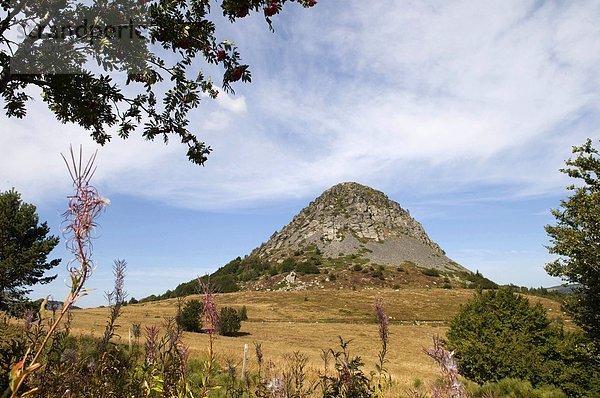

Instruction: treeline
[503,284,569,301]
[139,258,569,305]
[462,270,498,289]
[139,254,324,303]
[433,270,498,290]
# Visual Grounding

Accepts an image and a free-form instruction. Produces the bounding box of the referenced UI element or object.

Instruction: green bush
[447,288,600,396]
[219,307,242,336]
[238,267,260,282]
[8,279,191,398]
[280,257,296,273]
[421,268,441,277]
[237,306,248,321]
[319,338,373,398]
[295,261,320,275]
[464,270,498,289]
[138,294,158,303]
[352,264,363,272]
[176,299,203,333]
[0,324,26,393]
[467,378,566,398]
[371,269,384,280]
[550,330,600,397]
[448,288,556,385]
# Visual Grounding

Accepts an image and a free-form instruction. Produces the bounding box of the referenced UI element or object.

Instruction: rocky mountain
[252,182,468,273]
[145,182,484,300]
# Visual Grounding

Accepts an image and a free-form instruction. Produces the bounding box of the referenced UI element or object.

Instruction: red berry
[176,38,189,49]
[307,0,317,6]
[201,46,211,57]
[216,50,226,61]
[264,2,279,17]
[230,66,246,82]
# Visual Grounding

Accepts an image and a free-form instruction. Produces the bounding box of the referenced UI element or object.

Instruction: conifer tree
[0,189,60,312]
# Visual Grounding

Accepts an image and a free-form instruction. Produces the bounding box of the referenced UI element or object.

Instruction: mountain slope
[144,182,484,301]
[251,182,467,272]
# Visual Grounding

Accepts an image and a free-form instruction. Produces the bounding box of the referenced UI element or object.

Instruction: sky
[1,0,599,307]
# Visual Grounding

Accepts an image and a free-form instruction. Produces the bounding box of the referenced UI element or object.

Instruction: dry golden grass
[67,287,569,393]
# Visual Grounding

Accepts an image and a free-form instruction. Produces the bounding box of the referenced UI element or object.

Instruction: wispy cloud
[2,0,599,210]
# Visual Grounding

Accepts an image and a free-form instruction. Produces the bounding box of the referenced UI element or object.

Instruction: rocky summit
[252,182,469,273]
[150,182,485,298]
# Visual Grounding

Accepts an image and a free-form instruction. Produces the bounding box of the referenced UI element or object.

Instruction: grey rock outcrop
[251,182,469,273]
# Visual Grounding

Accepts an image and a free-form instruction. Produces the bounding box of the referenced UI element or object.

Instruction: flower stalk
[8,146,107,398]
[198,280,220,397]
[425,335,467,398]
[373,298,391,395]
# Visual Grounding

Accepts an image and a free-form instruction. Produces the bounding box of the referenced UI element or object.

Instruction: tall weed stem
[8,147,107,398]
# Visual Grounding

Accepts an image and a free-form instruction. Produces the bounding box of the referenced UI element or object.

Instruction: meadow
[68,288,568,390]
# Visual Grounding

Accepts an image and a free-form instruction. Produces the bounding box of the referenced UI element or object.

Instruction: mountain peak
[326,181,377,191]
[323,181,386,199]
[252,182,468,273]
[149,182,477,298]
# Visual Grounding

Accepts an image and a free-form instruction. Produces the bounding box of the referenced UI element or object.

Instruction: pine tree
[176,299,204,333]
[0,189,60,313]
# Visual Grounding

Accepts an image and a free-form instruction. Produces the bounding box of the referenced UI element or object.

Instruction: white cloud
[216,93,247,114]
[2,0,599,209]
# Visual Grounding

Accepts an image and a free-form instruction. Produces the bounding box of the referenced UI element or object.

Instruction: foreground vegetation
[66,288,483,387]
[3,284,594,397]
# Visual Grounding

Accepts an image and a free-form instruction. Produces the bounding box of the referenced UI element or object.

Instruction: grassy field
[68,288,568,391]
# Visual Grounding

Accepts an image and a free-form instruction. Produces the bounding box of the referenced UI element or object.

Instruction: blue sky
[2,1,600,307]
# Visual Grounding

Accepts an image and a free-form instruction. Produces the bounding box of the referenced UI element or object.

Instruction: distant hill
[143,182,495,302]
[24,299,81,311]
[546,283,581,294]
[46,300,80,310]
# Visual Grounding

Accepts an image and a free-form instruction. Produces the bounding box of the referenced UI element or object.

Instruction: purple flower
[375,298,389,346]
